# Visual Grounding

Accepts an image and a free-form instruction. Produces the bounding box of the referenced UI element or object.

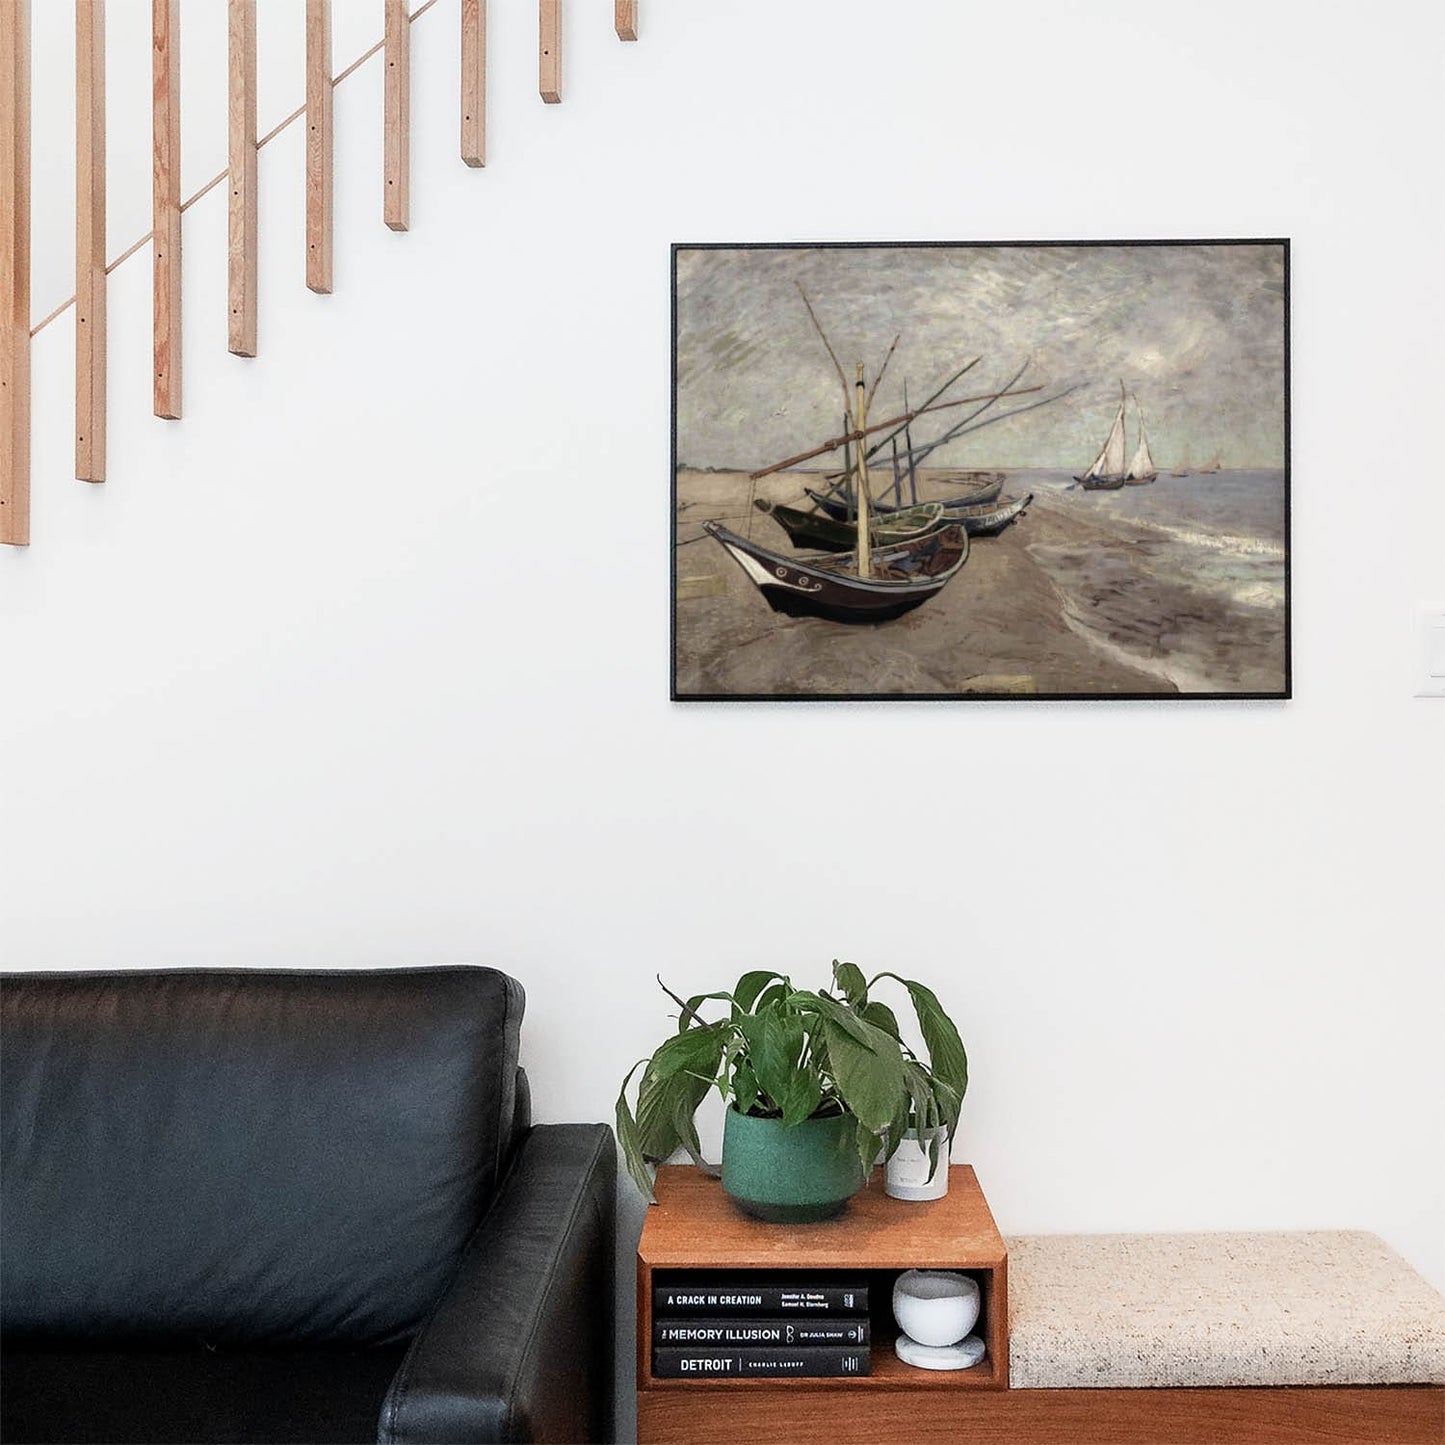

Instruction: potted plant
[616,961,967,1222]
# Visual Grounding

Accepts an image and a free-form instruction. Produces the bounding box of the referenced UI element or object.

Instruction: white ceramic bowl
[892,1269,980,1347]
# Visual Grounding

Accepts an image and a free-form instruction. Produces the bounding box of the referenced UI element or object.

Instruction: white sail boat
[1074,381,1157,489]
[1122,394,1157,485]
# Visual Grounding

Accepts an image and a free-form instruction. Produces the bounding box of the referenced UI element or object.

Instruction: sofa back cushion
[0,967,523,1347]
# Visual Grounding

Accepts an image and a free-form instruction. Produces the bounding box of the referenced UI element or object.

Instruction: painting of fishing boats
[673,241,1290,701]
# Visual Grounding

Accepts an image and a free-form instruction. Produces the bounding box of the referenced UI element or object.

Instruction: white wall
[5,0,1442,1362]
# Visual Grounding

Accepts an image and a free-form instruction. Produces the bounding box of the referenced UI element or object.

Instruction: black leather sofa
[0,967,616,1444]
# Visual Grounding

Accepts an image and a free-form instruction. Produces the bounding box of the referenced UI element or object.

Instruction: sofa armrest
[379,1123,616,1445]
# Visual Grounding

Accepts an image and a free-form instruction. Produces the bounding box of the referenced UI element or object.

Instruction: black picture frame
[671,239,1291,703]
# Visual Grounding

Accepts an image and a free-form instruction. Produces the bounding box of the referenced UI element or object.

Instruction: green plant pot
[721,1107,866,1223]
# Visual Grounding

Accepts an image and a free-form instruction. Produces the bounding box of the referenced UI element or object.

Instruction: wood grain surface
[151,0,181,419]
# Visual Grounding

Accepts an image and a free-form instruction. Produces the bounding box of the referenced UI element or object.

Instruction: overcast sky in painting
[675,245,1286,471]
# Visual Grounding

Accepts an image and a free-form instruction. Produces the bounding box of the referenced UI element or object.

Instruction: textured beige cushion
[1004,1230,1445,1388]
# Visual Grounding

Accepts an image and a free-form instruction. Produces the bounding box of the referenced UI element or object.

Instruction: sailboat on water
[1074,381,1157,489]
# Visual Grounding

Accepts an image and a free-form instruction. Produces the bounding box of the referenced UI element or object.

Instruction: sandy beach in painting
[675,467,1287,699]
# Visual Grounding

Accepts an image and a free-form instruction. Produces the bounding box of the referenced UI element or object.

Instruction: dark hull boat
[703,521,969,624]
[946,491,1034,535]
[809,487,1033,536]
[755,497,944,552]
[806,472,1004,517]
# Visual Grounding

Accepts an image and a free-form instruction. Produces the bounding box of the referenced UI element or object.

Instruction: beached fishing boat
[806,472,1003,516]
[702,284,1040,624]
[946,491,1034,536]
[807,485,1030,537]
[707,353,1009,621]
[754,497,945,552]
[704,521,969,623]
[1197,454,1221,475]
[1075,382,1157,488]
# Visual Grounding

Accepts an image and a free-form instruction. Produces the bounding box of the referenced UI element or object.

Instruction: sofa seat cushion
[1,1342,408,1444]
[1005,1230,1445,1389]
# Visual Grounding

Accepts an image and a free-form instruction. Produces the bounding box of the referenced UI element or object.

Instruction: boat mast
[903,378,918,505]
[853,363,872,579]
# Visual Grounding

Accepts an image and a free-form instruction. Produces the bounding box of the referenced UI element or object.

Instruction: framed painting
[671,240,1290,701]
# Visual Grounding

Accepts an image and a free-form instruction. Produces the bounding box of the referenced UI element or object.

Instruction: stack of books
[651,1275,871,1378]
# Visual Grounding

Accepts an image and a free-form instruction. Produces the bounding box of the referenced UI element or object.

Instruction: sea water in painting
[672,242,1288,700]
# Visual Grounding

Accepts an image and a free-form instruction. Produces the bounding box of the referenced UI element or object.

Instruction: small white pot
[892,1269,981,1348]
[884,1126,949,1201]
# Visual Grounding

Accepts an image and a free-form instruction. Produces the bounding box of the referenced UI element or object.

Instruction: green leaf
[737,1006,802,1113]
[753,982,789,1014]
[732,970,787,1016]
[779,1066,823,1130]
[670,1086,707,1169]
[860,1000,901,1041]
[874,973,969,1103]
[854,1114,883,1180]
[881,1092,911,1169]
[903,1060,936,1136]
[647,1022,728,1082]
[832,960,868,1007]
[616,1060,655,1202]
[930,1075,963,1141]
[731,1057,761,1116]
[637,1065,711,1160]
[637,1024,723,1159]
[819,1015,904,1132]
[802,991,884,1050]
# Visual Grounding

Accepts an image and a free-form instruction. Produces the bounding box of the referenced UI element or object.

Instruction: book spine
[652,1285,868,1315]
[652,1345,871,1379]
[654,1317,870,1347]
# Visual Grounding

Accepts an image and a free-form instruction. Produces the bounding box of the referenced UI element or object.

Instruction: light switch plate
[1419,610,1445,697]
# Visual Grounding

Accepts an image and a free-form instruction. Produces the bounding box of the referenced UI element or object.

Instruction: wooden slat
[305,0,332,293]
[460,0,484,166]
[615,0,637,42]
[0,0,28,542]
[639,1386,1445,1445]
[76,1,106,480]
[152,0,181,419]
[539,0,560,104]
[227,0,257,356]
[383,0,409,230]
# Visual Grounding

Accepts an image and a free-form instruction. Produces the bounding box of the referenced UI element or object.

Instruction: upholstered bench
[1001,1230,1445,1443]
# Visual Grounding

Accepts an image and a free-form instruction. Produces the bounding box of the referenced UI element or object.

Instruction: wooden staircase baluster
[540,0,561,104]
[0,0,28,543]
[306,0,333,293]
[461,0,485,167]
[76,1,106,479]
[152,0,181,419]
[384,0,410,231]
[228,0,258,356]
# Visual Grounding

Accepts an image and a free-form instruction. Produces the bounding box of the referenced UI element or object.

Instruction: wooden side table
[636,1164,1008,1445]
